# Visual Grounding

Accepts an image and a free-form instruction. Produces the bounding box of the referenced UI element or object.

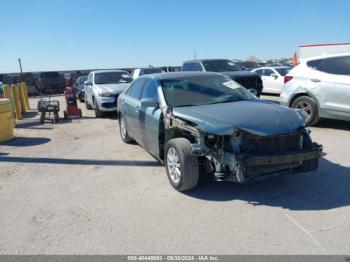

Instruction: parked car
[280,53,350,126]
[35,71,65,94]
[252,66,291,94]
[117,72,322,192]
[84,70,132,117]
[181,59,263,97]
[131,68,164,79]
[73,76,88,102]
[234,61,260,71]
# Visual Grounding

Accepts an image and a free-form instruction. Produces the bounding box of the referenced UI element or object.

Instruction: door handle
[310,78,321,83]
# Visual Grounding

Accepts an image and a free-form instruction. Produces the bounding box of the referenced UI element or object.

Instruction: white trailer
[298,42,350,63]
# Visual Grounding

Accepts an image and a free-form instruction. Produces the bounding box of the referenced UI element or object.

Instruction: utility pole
[18,58,24,82]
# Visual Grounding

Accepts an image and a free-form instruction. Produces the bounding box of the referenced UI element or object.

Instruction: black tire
[291,96,319,126]
[165,138,199,192]
[85,95,92,110]
[40,112,45,123]
[54,112,59,123]
[64,111,67,120]
[93,99,104,118]
[119,114,133,143]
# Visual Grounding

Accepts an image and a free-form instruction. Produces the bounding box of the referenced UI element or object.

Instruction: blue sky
[1,0,349,73]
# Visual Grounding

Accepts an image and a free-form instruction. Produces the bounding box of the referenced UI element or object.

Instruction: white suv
[84,70,132,117]
[280,53,350,126]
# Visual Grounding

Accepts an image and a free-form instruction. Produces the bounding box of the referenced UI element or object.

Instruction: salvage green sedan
[117,72,322,192]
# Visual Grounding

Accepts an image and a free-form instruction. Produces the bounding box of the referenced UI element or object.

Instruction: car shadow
[0,155,161,167]
[0,137,51,147]
[186,157,350,211]
[314,119,350,131]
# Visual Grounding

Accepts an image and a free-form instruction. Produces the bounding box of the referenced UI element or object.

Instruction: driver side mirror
[84,81,92,86]
[141,98,158,108]
[271,73,278,79]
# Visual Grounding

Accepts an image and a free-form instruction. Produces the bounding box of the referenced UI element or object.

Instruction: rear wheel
[40,112,45,123]
[291,96,319,126]
[165,138,199,192]
[54,112,59,123]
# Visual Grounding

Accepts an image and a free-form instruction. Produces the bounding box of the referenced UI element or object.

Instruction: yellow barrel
[2,84,16,127]
[18,83,27,113]
[0,99,15,142]
[12,84,22,120]
[3,84,12,99]
[22,82,30,110]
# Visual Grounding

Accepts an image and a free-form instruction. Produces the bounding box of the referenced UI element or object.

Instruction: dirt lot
[1,95,350,254]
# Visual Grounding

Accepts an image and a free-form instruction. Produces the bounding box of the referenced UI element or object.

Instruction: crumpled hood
[96,83,130,94]
[172,100,305,136]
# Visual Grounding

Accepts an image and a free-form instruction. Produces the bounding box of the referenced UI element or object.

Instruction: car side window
[254,69,263,76]
[263,69,274,76]
[308,56,350,76]
[182,63,193,71]
[141,79,158,100]
[128,78,146,100]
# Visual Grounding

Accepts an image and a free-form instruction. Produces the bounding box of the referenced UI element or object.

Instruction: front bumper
[96,95,119,112]
[239,144,322,167]
[236,143,323,181]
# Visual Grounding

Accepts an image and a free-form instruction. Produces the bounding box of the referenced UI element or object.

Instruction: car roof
[183,59,232,63]
[92,69,129,74]
[254,66,290,70]
[141,71,223,80]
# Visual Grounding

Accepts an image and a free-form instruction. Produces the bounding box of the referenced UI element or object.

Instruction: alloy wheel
[167,147,181,184]
[120,116,127,140]
[296,101,312,119]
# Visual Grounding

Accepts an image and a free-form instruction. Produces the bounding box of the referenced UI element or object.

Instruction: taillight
[284,76,293,84]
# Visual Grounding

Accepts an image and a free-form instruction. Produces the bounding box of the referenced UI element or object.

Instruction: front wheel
[85,94,92,110]
[165,138,199,192]
[93,99,104,118]
[119,114,133,143]
[291,96,319,126]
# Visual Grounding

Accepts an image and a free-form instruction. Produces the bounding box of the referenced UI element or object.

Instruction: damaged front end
[164,108,323,183]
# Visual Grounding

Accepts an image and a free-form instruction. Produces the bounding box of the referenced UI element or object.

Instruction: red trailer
[63,73,82,119]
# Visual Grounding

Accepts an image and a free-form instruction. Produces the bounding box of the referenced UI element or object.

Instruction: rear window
[275,68,290,76]
[42,72,60,78]
[307,56,350,76]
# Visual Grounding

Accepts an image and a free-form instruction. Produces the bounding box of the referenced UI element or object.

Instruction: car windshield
[95,72,132,84]
[275,67,291,76]
[202,60,241,72]
[160,75,255,107]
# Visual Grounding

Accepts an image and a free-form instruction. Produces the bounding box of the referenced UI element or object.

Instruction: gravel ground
[0,95,349,255]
